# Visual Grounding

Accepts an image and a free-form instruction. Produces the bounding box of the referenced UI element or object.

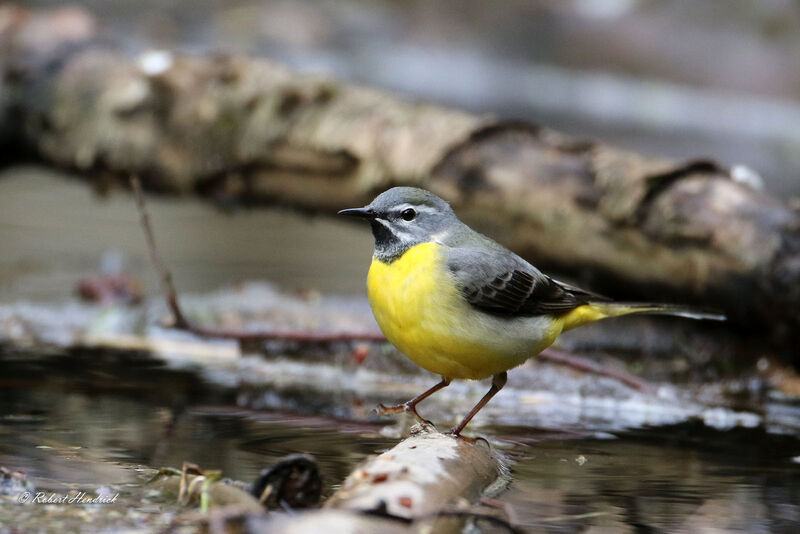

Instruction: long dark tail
[561,302,726,331]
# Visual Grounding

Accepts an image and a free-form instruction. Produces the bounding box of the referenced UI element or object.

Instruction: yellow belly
[367,242,562,380]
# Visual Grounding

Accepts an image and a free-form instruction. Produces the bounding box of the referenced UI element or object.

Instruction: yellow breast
[367,242,562,380]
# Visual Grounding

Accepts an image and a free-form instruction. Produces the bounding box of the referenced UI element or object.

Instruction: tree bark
[1,4,799,357]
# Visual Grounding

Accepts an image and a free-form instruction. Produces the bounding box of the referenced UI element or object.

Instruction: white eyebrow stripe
[394,203,439,214]
[414,206,440,214]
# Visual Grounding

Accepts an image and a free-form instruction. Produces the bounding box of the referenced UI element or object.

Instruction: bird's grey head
[338,187,458,262]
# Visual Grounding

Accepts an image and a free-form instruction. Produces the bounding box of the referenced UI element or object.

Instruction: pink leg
[376,377,451,425]
[447,372,507,437]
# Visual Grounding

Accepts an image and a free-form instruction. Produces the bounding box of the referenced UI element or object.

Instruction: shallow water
[504,426,800,532]
[1,347,799,533]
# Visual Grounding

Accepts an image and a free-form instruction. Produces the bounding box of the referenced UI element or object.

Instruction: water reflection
[503,424,800,532]
[0,348,393,491]
[1,348,799,532]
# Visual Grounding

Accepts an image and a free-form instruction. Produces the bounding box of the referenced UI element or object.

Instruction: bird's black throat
[370,220,411,263]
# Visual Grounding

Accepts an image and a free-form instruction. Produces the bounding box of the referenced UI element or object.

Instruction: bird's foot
[444,428,490,446]
[444,427,466,440]
[375,402,434,426]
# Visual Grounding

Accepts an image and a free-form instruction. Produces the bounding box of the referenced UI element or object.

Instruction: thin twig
[539,348,654,393]
[131,175,190,329]
[181,325,386,343]
[130,175,386,344]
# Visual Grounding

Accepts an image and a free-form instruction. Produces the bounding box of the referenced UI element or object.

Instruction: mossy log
[1,4,799,356]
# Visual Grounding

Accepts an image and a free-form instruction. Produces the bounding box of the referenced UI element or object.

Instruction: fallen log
[252,425,511,534]
[1,4,799,358]
[325,426,506,518]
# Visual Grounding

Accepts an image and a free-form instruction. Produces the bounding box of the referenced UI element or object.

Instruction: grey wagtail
[339,187,724,436]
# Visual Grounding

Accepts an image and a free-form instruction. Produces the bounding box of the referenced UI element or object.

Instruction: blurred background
[4,0,799,304]
[3,3,800,531]
[25,0,800,195]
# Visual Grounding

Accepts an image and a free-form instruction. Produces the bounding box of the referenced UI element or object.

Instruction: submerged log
[1,4,799,357]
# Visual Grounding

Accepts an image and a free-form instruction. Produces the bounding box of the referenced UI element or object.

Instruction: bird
[338,187,724,437]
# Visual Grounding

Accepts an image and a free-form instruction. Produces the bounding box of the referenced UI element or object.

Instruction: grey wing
[446,247,604,317]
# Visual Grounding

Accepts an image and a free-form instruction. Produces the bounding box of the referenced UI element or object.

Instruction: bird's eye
[400,208,416,221]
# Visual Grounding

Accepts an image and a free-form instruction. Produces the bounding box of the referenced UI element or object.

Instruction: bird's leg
[447,372,507,437]
[376,377,451,425]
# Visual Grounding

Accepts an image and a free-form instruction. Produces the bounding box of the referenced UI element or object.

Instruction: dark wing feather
[448,247,606,317]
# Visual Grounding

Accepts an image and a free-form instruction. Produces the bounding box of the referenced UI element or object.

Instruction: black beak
[337,207,375,219]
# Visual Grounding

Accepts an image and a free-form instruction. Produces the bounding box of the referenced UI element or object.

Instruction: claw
[375,402,434,426]
[372,379,451,428]
[444,427,462,438]
[444,429,488,446]
[408,408,434,426]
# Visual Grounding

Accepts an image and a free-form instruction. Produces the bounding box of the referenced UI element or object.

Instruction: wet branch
[538,348,653,393]
[130,175,386,344]
[131,176,190,329]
